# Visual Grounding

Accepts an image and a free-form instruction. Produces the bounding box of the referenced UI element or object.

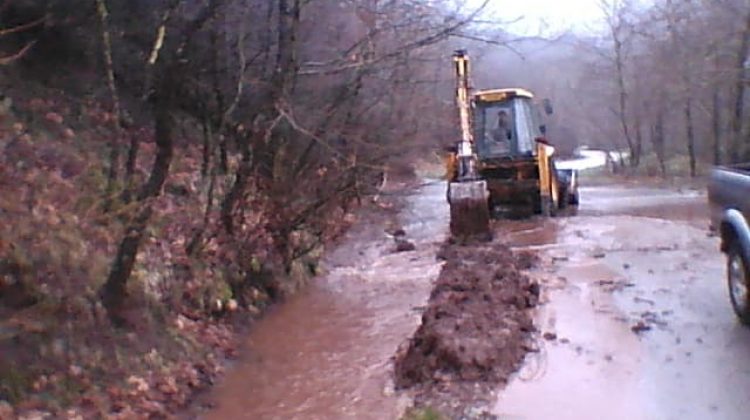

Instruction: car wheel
[727,243,750,325]
[568,189,579,206]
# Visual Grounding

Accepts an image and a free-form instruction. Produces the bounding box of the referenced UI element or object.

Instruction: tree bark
[223,0,302,233]
[611,21,637,167]
[122,131,141,203]
[633,111,643,168]
[685,96,697,177]
[209,29,228,174]
[96,0,124,202]
[712,88,722,165]
[101,89,174,322]
[652,108,667,177]
[201,116,212,178]
[221,142,252,234]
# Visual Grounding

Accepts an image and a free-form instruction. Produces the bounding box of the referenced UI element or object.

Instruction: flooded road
[199,181,449,420]
[494,185,750,420]
[197,181,750,420]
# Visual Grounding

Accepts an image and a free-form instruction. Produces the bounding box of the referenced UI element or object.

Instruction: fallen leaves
[44,112,64,125]
[0,401,14,419]
[0,79,363,420]
[126,376,150,394]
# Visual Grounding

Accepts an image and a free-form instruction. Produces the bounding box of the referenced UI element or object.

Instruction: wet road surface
[199,181,449,420]
[494,185,750,420]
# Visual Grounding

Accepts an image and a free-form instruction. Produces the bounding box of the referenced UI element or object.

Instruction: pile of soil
[394,238,540,416]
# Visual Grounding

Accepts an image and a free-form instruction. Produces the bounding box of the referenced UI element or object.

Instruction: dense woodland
[567,0,750,175]
[1,0,750,416]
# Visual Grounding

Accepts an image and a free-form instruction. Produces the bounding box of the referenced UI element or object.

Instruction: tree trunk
[96,0,124,202]
[685,96,697,177]
[221,143,252,234]
[209,29,228,175]
[713,88,722,165]
[101,92,174,323]
[122,131,141,203]
[201,116,212,178]
[219,136,229,174]
[613,33,636,167]
[652,109,667,177]
[187,165,217,257]
[225,0,302,229]
[633,111,643,168]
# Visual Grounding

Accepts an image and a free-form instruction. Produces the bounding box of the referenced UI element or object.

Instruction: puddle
[493,261,646,420]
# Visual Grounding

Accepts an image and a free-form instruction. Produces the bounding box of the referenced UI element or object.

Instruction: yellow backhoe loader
[446,50,567,239]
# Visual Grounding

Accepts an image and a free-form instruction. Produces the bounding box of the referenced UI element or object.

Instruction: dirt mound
[394,239,540,414]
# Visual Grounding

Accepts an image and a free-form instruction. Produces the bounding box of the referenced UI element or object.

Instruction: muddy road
[494,185,750,420]
[195,181,749,420]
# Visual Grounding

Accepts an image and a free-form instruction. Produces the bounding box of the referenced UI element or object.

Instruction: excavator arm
[447,50,491,241]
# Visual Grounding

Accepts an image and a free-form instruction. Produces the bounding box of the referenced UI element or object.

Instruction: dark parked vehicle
[556,168,579,208]
[708,164,750,324]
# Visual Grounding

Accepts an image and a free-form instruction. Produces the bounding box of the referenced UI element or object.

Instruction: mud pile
[394,239,540,414]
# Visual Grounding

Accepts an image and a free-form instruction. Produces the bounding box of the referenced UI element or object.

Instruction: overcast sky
[468,0,604,35]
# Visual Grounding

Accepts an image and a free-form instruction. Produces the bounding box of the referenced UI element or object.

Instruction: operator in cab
[491,110,512,143]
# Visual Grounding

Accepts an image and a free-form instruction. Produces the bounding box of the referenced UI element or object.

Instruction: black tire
[540,196,554,217]
[531,195,542,215]
[727,243,750,325]
[569,188,579,206]
[558,187,569,210]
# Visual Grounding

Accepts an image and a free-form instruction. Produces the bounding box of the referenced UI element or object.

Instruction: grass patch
[402,407,444,420]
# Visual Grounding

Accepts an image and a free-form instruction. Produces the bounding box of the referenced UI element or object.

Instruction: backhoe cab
[472,88,562,216]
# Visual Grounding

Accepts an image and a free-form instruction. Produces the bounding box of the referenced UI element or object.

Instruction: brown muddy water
[197,181,449,420]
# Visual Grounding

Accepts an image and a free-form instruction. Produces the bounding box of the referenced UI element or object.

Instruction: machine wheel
[558,187,569,210]
[549,196,558,217]
[532,196,556,216]
[568,188,580,206]
[531,194,541,215]
[539,196,554,217]
[727,242,750,325]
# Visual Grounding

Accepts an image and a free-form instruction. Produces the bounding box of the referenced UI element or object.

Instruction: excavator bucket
[448,180,491,241]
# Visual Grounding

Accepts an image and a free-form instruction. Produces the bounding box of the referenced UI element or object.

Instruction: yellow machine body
[446,86,563,217]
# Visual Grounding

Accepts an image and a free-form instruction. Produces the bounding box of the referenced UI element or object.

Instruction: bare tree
[600,0,639,167]
[101,0,226,322]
